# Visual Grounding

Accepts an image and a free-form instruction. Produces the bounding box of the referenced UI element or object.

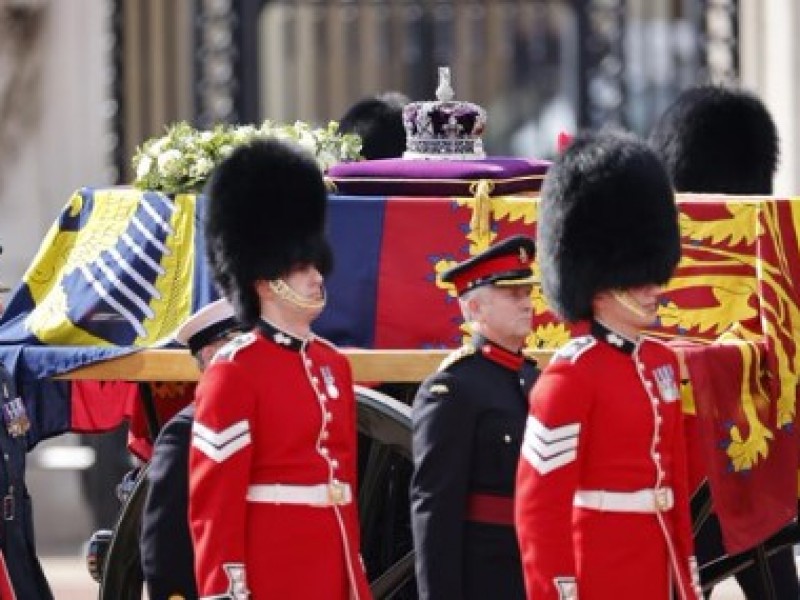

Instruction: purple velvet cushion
[327,157,550,196]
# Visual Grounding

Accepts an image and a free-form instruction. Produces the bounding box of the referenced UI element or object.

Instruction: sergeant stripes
[520,415,580,475]
[192,419,252,463]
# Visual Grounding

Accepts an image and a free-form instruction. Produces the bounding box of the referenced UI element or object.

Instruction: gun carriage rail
[53,348,556,382]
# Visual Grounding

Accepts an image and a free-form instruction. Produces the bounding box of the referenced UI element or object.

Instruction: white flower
[272,129,293,142]
[231,125,258,145]
[135,154,153,181]
[188,156,214,178]
[316,149,338,171]
[149,138,167,156]
[157,149,183,177]
[132,120,363,194]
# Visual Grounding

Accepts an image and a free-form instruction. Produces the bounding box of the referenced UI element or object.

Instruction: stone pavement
[39,553,755,600]
[42,555,98,600]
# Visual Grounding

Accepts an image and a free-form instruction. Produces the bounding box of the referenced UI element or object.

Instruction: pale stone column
[740,0,800,196]
[0,0,110,287]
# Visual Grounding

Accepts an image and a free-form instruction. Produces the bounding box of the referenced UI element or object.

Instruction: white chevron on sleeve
[192,419,252,463]
[521,415,580,475]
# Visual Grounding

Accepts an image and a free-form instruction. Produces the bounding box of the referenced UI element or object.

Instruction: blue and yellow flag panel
[6,188,197,346]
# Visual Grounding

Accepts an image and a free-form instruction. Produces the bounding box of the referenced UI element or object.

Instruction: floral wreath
[132,120,362,194]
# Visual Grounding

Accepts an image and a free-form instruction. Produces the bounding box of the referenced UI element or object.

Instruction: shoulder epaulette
[212,331,257,363]
[437,344,476,372]
[552,335,597,364]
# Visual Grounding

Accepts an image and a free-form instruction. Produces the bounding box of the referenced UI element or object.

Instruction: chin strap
[268,279,327,311]
[611,290,650,320]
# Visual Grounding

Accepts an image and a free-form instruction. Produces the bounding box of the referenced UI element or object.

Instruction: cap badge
[519,247,529,264]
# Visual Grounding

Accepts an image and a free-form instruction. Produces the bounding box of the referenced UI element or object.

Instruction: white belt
[574,487,674,513]
[246,482,352,507]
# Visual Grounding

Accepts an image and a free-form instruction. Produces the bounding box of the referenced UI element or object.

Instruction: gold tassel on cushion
[468,179,495,253]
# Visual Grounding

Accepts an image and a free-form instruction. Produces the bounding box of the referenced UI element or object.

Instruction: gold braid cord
[467,179,495,252]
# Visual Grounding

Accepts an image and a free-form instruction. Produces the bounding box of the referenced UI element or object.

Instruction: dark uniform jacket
[0,364,53,599]
[141,403,197,600]
[410,334,539,600]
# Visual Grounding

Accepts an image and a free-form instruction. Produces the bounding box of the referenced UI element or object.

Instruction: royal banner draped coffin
[0,187,798,553]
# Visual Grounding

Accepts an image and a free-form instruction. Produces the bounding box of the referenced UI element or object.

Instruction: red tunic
[0,552,15,600]
[189,320,371,599]
[515,324,701,600]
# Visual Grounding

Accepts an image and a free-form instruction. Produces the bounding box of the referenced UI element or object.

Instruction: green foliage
[132,120,363,194]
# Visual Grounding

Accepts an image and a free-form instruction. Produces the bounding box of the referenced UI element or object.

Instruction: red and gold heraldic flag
[661,196,800,554]
[375,191,800,555]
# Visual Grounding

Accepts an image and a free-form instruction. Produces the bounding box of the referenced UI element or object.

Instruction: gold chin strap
[611,290,650,320]
[268,279,327,311]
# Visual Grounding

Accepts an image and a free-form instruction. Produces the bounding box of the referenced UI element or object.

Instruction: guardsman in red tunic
[189,139,371,599]
[650,85,800,600]
[515,131,702,600]
[411,235,540,600]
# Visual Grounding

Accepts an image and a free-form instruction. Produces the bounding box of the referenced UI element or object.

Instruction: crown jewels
[403,67,487,160]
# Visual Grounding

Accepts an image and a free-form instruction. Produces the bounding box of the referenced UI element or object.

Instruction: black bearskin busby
[538,130,681,323]
[339,92,409,160]
[205,138,333,327]
[649,85,779,194]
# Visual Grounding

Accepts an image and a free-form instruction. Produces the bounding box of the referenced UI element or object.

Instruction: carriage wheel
[97,465,147,600]
[98,385,417,599]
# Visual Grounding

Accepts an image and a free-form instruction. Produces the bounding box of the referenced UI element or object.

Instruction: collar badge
[606,332,625,348]
[274,332,292,346]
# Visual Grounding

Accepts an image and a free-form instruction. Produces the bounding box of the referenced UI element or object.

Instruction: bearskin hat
[649,86,779,194]
[205,139,333,327]
[538,130,680,323]
[339,92,409,160]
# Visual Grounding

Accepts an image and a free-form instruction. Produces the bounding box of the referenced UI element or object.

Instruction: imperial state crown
[402,67,487,160]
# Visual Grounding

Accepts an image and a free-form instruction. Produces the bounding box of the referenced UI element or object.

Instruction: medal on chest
[652,364,680,403]
[2,382,31,437]
[320,366,340,399]
[2,396,30,438]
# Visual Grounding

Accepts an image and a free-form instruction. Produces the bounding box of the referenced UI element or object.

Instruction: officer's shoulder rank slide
[437,344,476,372]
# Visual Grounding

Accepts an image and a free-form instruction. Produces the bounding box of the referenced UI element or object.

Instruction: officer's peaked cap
[175,298,240,355]
[538,129,680,322]
[442,235,537,296]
